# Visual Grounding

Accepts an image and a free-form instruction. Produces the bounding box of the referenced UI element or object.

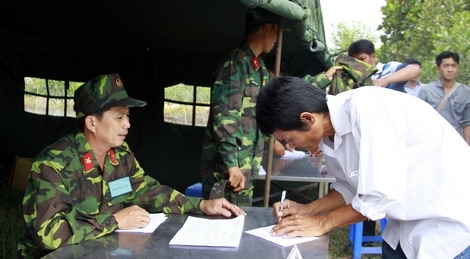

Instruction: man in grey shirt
[418,51,470,145]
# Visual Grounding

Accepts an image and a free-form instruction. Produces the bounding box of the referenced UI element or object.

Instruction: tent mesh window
[24,77,82,118]
[164,84,210,127]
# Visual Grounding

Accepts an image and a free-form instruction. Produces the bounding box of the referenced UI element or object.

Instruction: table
[43,207,328,259]
[255,153,336,204]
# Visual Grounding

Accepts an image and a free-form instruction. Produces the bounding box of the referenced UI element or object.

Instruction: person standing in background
[402,58,424,97]
[201,8,339,206]
[418,51,470,145]
[348,39,421,92]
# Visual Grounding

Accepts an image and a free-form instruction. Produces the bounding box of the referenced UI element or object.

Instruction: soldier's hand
[273,140,286,156]
[113,205,150,230]
[227,167,245,192]
[325,66,343,81]
[200,198,247,217]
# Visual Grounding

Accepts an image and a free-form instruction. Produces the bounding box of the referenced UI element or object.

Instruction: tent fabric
[0,0,331,192]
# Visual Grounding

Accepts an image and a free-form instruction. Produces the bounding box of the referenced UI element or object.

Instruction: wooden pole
[263,17,284,207]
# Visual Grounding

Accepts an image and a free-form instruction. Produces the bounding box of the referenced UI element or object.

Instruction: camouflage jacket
[327,53,378,95]
[200,43,266,181]
[200,43,332,182]
[19,129,201,255]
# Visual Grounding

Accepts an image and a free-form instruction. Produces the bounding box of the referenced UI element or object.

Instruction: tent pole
[263,17,284,208]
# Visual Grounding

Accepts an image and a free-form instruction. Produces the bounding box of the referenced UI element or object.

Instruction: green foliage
[328,21,378,55]
[379,0,470,84]
[163,84,211,126]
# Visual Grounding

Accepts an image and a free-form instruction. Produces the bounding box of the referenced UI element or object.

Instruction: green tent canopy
[0,0,332,193]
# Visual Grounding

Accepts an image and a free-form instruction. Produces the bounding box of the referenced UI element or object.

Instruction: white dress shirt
[320,86,470,259]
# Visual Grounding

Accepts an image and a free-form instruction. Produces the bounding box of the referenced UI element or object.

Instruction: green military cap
[74,73,147,118]
[245,7,279,26]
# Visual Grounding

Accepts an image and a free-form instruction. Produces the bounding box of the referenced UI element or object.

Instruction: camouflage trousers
[202,175,253,207]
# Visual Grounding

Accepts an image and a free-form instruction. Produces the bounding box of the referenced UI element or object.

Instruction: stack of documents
[169,215,245,247]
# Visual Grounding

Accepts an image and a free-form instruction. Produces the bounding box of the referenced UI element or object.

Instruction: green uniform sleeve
[126,158,203,214]
[210,57,246,169]
[302,72,331,90]
[22,160,118,251]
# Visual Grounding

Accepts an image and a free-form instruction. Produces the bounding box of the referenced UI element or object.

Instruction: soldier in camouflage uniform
[18,74,246,258]
[200,8,340,206]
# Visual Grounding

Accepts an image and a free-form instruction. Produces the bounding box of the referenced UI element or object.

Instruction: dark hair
[436,51,459,67]
[256,76,329,135]
[348,39,375,56]
[77,102,124,131]
[245,24,265,37]
[403,57,422,68]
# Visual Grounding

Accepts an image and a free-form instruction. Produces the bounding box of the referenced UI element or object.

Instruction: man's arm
[374,64,421,87]
[210,58,245,171]
[23,160,117,250]
[302,66,342,90]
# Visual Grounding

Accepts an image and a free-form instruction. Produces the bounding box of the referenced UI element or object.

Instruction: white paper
[169,215,245,247]
[115,213,167,233]
[287,244,303,259]
[281,150,306,159]
[259,165,266,176]
[245,225,318,247]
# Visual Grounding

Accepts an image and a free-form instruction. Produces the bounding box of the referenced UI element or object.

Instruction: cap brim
[118,97,147,108]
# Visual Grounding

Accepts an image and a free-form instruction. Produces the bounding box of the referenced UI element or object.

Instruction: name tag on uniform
[108,176,132,197]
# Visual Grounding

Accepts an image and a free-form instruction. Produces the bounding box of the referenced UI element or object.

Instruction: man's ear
[299,112,315,125]
[85,116,96,133]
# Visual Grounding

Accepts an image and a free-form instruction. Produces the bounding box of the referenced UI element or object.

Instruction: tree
[328,21,379,55]
[378,0,470,84]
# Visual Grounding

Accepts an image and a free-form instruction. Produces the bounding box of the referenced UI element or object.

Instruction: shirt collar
[326,94,353,138]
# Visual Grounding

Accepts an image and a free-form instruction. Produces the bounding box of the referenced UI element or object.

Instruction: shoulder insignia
[82,152,94,172]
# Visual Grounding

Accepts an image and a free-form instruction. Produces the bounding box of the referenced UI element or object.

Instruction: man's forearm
[306,189,346,215]
[319,204,367,234]
[385,65,421,84]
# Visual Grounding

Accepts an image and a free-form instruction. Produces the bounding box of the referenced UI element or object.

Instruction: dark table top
[43,207,329,259]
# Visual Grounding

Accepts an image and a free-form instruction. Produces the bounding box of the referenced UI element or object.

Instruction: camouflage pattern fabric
[302,72,332,90]
[328,53,378,95]
[200,44,267,206]
[200,43,335,206]
[74,73,146,119]
[18,129,201,257]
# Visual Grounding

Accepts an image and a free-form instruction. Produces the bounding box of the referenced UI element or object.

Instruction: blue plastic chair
[184,182,202,197]
[349,218,388,259]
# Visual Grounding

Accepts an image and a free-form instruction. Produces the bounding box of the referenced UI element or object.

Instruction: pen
[279,190,286,222]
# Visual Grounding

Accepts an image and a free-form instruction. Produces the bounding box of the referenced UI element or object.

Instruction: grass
[0,171,26,259]
[0,171,381,259]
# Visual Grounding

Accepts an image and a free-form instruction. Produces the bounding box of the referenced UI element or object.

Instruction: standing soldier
[200,8,339,206]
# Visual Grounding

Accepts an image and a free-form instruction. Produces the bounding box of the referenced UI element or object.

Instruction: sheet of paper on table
[245,225,318,247]
[115,213,167,233]
[281,150,306,159]
[169,215,245,247]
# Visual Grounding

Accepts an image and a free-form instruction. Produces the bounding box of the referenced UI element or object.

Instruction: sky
[319,0,386,47]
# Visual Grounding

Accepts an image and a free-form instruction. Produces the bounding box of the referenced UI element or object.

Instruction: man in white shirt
[255,77,470,259]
